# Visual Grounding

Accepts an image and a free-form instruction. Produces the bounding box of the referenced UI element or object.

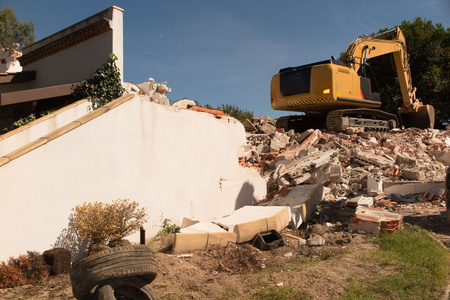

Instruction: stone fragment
[307,235,325,246]
[401,169,426,181]
[259,123,277,134]
[352,151,394,168]
[346,195,373,207]
[395,152,416,166]
[291,173,312,185]
[270,132,290,151]
[296,129,314,144]
[329,164,341,183]
[172,99,197,108]
[367,175,383,196]
[265,184,323,228]
[242,119,257,132]
[338,132,351,140]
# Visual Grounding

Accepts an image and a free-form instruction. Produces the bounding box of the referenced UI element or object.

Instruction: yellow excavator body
[271,27,435,131]
[271,60,382,113]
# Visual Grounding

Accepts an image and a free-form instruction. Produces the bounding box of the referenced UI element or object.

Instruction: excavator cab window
[360,77,380,101]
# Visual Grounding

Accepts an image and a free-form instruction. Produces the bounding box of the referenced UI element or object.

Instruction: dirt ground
[0,201,448,300]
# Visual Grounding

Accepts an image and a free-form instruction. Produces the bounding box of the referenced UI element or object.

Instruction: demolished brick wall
[240,117,449,212]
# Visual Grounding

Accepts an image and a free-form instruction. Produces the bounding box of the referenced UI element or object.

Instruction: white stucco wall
[0,100,91,156]
[0,95,266,262]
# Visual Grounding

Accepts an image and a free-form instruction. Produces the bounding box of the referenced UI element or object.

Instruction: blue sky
[3,0,450,118]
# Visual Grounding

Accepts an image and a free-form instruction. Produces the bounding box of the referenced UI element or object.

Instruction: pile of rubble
[0,43,23,74]
[240,116,449,202]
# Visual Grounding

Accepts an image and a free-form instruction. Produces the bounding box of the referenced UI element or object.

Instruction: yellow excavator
[271,27,435,132]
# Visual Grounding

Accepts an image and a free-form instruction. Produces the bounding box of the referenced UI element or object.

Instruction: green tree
[218,103,254,122]
[0,5,35,47]
[365,18,449,127]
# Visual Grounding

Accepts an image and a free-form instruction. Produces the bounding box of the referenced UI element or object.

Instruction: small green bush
[2,113,36,133]
[154,218,180,240]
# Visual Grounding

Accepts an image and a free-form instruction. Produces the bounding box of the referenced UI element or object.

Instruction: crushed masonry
[237,117,448,236]
[0,43,23,73]
[123,83,448,248]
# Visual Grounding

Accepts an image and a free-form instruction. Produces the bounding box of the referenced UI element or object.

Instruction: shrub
[2,113,36,133]
[71,53,125,109]
[154,218,180,239]
[0,262,27,289]
[73,199,147,245]
[0,251,49,289]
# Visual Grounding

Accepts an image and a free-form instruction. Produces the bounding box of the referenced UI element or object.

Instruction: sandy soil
[0,202,448,300]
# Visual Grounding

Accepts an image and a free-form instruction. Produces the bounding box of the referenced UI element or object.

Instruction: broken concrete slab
[383,181,445,195]
[212,206,291,243]
[173,232,237,253]
[264,184,323,228]
[345,195,373,207]
[173,222,237,253]
[395,152,417,165]
[242,119,257,132]
[352,150,394,168]
[401,169,426,181]
[429,151,450,166]
[367,175,383,196]
[349,207,403,235]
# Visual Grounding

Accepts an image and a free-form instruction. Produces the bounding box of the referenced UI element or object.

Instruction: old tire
[70,245,158,300]
[95,276,161,300]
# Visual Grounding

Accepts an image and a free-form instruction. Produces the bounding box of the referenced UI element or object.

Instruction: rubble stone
[240,117,447,215]
[401,169,426,181]
[307,235,325,246]
[270,132,290,151]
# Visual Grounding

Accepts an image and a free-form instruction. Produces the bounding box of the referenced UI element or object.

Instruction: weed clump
[0,251,49,289]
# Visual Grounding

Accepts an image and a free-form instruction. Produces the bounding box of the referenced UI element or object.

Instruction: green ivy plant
[2,114,36,133]
[72,53,125,109]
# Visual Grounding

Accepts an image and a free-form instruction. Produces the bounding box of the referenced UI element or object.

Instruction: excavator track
[326,108,398,132]
[276,109,399,132]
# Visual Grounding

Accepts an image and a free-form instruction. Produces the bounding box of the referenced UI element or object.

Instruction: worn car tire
[70,245,158,300]
[95,276,161,300]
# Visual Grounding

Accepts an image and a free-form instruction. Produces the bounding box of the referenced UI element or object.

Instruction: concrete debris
[128,78,172,105]
[240,117,448,205]
[238,117,448,237]
[349,207,403,235]
[212,206,291,243]
[307,235,325,246]
[149,113,447,251]
[263,184,323,228]
[345,195,374,208]
[0,43,23,73]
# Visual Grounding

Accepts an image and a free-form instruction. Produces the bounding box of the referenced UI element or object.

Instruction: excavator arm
[342,27,434,128]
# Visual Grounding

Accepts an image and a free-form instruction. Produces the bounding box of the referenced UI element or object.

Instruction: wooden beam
[0,84,74,106]
[0,71,36,84]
